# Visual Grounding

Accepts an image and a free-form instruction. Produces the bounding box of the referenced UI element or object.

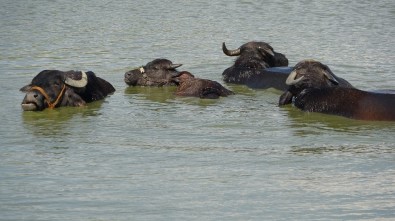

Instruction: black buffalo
[172,71,234,99]
[222,41,290,90]
[279,59,353,106]
[280,60,395,121]
[20,70,115,111]
[124,58,182,86]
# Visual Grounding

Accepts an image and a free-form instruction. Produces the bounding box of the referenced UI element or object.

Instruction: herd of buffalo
[20,41,395,121]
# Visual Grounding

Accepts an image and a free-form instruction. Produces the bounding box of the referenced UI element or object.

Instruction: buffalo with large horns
[124,58,182,86]
[20,70,115,111]
[222,41,291,90]
[281,60,395,121]
[279,59,353,106]
[172,71,234,99]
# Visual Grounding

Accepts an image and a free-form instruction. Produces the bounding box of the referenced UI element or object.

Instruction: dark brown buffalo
[172,71,234,99]
[124,58,182,86]
[222,41,290,90]
[279,59,353,106]
[281,60,395,121]
[291,87,395,121]
[20,70,115,111]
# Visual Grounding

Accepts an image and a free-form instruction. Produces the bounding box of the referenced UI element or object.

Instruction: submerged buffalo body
[279,59,353,106]
[124,59,182,86]
[222,41,290,90]
[292,87,395,121]
[20,70,115,111]
[173,71,234,99]
[280,60,395,121]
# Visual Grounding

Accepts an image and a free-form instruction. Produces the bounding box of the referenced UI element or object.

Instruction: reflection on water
[1,0,395,220]
[283,104,395,134]
[22,101,104,137]
[124,86,177,103]
[124,85,230,106]
[226,84,259,96]
[290,143,395,155]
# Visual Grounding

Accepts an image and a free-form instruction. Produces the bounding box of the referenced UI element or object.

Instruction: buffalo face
[20,87,46,111]
[20,70,114,111]
[124,58,182,86]
[279,60,353,105]
[222,41,289,84]
[20,70,87,111]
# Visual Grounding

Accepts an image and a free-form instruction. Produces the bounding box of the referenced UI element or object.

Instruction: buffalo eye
[53,80,61,86]
[53,81,63,89]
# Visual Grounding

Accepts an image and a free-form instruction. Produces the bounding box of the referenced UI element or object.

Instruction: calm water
[1,0,394,220]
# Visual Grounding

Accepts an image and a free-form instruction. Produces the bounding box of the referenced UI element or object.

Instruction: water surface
[1,0,394,220]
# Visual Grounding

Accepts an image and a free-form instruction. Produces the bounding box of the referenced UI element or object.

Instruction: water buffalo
[172,71,234,99]
[281,60,395,121]
[290,87,395,121]
[124,58,182,86]
[20,70,115,111]
[279,59,353,106]
[222,41,290,90]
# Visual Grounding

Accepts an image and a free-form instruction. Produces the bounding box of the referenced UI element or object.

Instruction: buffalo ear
[323,71,339,85]
[274,52,289,66]
[322,66,339,85]
[172,77,180,83]
[258,47,275,57]
[20,84,32,92]
[170,72,181,83]
[329,79,339,85]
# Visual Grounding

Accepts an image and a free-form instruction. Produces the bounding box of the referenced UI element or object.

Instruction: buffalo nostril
[34,94,38,98]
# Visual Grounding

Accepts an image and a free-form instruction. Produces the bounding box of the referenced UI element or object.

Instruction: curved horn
[65,71,88,88]
[285,70,304,85]
[262,47,275,57]
[169,63,182,69]
[222,42,241,56]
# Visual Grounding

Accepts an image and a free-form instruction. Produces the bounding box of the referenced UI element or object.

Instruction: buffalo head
[124,58,182,86]
[20,70,115,111]
[222,41,289,84]
[279,59,353,105]
[172,71,234,99]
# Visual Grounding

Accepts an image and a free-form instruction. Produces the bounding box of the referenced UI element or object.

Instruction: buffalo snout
[124,69,142,86]
[21,90,45,111]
